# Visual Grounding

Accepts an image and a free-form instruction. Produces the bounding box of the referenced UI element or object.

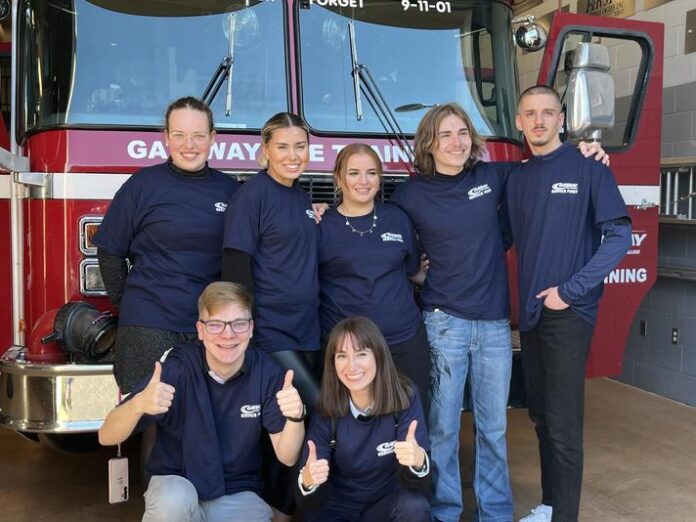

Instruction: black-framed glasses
[199,318,252,335]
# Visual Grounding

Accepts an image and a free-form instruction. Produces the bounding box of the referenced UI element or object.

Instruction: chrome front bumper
[0,347,118,433]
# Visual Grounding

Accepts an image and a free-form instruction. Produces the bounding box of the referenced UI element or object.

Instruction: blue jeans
[424,310,513,522]
[143,475,272,522]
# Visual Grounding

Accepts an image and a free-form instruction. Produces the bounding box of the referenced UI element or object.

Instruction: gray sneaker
[519,504,553,522]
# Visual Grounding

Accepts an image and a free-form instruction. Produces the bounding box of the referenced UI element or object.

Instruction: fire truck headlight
[42,302,117,361]
[79,216,103,255]
[80,259,107,296]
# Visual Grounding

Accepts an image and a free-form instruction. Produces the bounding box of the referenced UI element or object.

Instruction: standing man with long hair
[392,103,514,522]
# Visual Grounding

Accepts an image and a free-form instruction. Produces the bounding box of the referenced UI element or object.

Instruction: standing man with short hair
[505,85,631,522]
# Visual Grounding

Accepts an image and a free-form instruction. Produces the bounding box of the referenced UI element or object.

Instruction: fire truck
[0,0,663,449]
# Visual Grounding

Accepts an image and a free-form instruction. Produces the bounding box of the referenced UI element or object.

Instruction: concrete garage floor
[460,378,696,521]
[0,378,694,521]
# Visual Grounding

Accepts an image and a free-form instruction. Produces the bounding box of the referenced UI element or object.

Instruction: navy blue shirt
[94,162,239,332]
[504,142,629,331]
[391,162,511,320]
[318,203,421,346]
[223,170,320,352]
[302,391,429,515]
[131,343,286,500]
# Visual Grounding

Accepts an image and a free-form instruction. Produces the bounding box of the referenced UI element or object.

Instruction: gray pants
[142,475,272,522]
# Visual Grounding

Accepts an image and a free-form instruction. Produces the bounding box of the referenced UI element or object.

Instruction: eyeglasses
[168,131,211,145]
[199,318,252,335]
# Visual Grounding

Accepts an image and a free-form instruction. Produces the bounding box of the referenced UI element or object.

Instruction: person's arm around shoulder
[98,361,175,446]
[578,141,610,166]
[269,370,306,466]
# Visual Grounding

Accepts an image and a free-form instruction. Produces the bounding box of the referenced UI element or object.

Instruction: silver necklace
[343,207,378,236]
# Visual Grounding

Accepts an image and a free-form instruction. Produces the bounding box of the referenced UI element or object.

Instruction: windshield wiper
[201,13,236,115]
[348,21,414,165]
[395,103,438,112]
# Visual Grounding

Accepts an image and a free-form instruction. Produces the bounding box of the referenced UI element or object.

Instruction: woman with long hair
[221,112,321,520]
[318,143,430,416]
[222,111,321,401]
[297,316,430,522]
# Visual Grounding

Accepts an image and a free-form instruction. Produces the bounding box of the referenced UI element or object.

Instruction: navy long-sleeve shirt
[504,142,631,331]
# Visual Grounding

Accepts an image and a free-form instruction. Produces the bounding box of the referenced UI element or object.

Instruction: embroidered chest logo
[467,184,492,200]
[381,232,403,243]
[305,209,316,220]
[376,440,396,457]
[240,404,261,418]
[551,182,579,195]
[215,202,227,213]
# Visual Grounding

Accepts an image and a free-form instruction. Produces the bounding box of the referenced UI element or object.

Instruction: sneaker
[519,504,553,522]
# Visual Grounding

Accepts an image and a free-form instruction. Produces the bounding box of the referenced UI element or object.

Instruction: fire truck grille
[298,174,408,205]
[234,173,408,205]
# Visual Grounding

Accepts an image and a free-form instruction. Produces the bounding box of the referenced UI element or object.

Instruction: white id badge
[108,456,129,504]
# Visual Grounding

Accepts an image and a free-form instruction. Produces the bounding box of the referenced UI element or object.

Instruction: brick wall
[516,0,696,405]
[620,231,696,406]
[618,0,696,405]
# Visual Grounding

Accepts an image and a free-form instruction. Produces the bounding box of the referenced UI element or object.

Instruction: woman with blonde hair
[221,112,320,520]
[318,143,430,415]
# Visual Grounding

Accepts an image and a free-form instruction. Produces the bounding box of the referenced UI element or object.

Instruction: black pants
[305,489,430,522]
[520,308,594,522]
[390,322,432,422]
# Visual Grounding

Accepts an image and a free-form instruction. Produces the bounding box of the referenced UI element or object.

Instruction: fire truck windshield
[298,0,519,139]
[17,0,518,141]
[18,0,287,136]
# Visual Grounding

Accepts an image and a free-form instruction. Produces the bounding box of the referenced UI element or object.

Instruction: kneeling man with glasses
[99,282,306,522]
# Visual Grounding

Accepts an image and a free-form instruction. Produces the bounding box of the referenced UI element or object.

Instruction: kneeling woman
[296,317,430,522]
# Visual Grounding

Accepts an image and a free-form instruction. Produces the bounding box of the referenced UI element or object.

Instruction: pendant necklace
[343,206,378,236]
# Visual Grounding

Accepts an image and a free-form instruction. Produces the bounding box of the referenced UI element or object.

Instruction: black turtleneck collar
[167,157,211,179]
[433,168,468,182]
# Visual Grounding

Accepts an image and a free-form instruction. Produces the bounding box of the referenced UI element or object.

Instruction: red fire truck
[0,0,663,449]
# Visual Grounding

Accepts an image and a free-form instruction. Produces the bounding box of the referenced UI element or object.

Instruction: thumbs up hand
[301,440,330,488]
[394,419,426,469]
[276,369,304,421]
[135,361,175,416]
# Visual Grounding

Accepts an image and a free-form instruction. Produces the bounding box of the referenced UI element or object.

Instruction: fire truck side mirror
[565,43,615,141]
